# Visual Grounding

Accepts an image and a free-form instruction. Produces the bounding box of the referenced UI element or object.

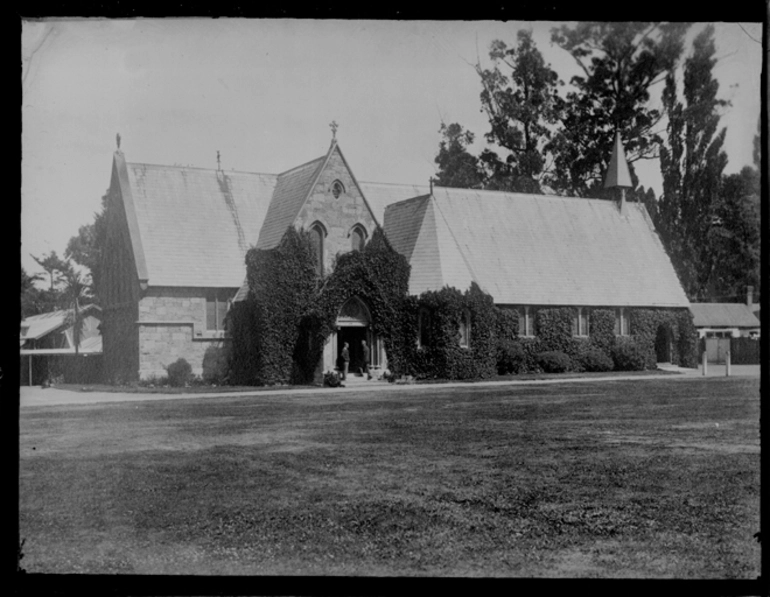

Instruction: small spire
[604,131,632,216]
[216,150,221,171]
[604,131,632,189]
[116,132,121,150]
[330,120,339,140]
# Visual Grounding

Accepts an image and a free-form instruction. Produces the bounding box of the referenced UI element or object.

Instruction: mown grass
[19,377,760,577]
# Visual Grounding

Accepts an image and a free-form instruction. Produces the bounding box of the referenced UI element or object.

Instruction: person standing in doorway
[361,340,371,380]
[341,342,350,380]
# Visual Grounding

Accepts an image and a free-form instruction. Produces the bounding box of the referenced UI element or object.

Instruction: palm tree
[60,262,91,356]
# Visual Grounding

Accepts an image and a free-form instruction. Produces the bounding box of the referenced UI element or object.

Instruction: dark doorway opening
[337,327,368,375]
[655,325,672,363]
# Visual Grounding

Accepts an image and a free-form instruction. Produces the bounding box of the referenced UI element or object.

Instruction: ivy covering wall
[226,226,697,384]
[410,283,497,380]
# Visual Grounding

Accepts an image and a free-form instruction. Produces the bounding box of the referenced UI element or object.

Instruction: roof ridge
[359,180,430,188]
[434,186,625,202]
[126,162,279,177]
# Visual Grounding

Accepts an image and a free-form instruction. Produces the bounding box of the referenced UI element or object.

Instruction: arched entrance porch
[321,296,387,376]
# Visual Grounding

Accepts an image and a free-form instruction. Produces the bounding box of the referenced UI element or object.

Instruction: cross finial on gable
[330,120,339,139]
[429,176,437,194]
[217,150,221,170]
[116,132,121,150]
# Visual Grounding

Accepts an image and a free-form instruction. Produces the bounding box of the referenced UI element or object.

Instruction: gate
[705,337,731,363]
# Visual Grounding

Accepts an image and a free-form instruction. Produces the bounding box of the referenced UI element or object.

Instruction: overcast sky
[21,19,763,279]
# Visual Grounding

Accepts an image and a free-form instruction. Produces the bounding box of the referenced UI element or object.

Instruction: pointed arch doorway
[325,296,386,376]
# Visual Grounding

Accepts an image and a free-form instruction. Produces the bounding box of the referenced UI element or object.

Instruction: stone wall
[295,147,378,274]
[137,287,234,380]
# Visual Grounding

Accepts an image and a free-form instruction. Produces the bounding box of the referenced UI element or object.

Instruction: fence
[730,337,760,365]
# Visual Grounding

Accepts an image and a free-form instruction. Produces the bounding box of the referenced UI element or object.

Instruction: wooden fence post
[702,350,708,376]
[725,349,731,377]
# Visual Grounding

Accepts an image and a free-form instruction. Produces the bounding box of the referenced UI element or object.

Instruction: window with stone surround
[572,307,590,337]
[350,224,367,252]
[519,306,536,337]
[206,291,230,332]
[331,180,344,199]
[309,222,326,276]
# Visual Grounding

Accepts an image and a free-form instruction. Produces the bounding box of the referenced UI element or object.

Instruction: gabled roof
[255,155,326,250]
[119,156,276,287]
[20,305,101,341]
[384,188,690,307]
[689,303,761,328]
[384,195,475,295]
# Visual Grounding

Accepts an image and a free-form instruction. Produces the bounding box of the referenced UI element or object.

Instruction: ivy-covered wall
[410,283,497,380]
[226,223,696,384]
[227,226,413,385]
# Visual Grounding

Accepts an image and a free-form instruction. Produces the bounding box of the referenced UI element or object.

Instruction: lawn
[19,376,760,578]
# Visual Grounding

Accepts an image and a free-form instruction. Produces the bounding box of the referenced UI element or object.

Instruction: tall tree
[705,167,761,301]
[656,25,729,301]
[475,30,564,193]
[550,22,689,197]
[434,122,485,189]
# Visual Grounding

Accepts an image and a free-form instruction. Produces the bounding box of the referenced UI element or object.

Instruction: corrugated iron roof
[385,189,690,307]
[125,162,276,287]
[689,303,761,327]
[20,305,101,341]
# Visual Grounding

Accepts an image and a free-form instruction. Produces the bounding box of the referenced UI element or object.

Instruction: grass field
[19,377,760,577]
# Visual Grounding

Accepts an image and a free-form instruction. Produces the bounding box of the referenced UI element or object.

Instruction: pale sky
[21,19,763,280]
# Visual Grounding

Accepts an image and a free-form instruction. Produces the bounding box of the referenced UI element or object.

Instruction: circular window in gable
[331,180,345,199]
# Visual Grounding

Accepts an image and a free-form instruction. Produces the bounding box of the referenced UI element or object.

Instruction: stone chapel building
[100,133,690,382]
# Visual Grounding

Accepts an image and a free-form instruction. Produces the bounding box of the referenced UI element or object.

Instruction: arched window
[459,310,471,348]
[309,223,326,276]
[331,180,345,199]
[350,225,367,252]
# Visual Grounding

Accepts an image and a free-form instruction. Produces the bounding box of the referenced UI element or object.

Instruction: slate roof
[384,188,690,307]
[689,303,761,328]
[255,156,326,250]
[122,160,276,288]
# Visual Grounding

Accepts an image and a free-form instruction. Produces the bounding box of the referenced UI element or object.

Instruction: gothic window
[331,180,345,199]
[309,222,326,276]
[350,225,367,252]
[459,310,471,348]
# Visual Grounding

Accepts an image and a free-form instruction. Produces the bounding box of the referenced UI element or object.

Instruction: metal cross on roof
[217,150,221,170]
[116,132,121,150]
[330,121,339,139]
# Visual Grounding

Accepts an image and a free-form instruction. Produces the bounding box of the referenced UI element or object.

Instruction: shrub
[537,351,571,373]
[497,339,526,374]
[323,370,343,387]
[581,345,614,372]
[166,358,193,387]
[611,338,647,371]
